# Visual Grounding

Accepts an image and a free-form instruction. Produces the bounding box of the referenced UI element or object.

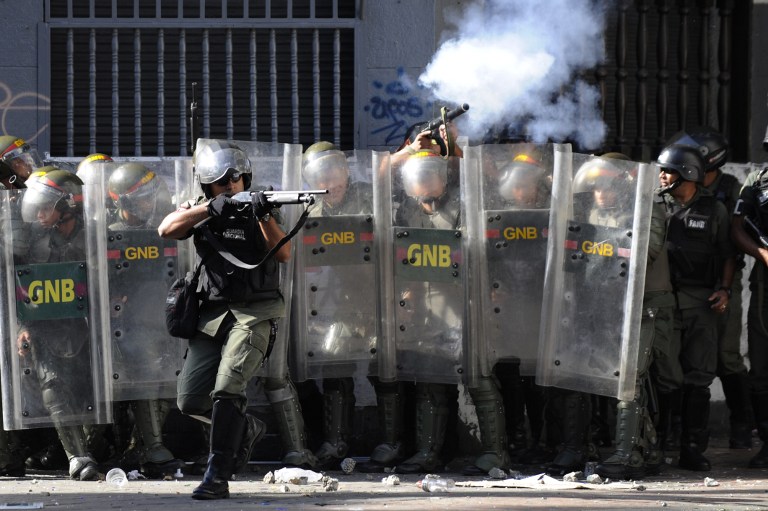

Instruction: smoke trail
[419,0,608,150]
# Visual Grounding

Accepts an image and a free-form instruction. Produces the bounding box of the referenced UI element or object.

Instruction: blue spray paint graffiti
[364,68,431,147]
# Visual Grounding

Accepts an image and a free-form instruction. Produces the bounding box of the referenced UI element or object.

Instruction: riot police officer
[657,144,736,471]
[16,170,100,481]
[544,156,635,476]
[593,154,674,479]
[158,139,286,499]
[0,136,44,189]
[731,146,768,468]
[300,142,373,468]
[106,163,183,477]
[490,151,554,465]
[666,128,752,450]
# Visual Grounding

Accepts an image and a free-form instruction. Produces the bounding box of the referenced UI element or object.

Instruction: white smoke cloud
[419,0,608,149]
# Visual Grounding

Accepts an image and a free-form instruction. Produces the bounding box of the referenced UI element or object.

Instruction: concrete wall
[751,1,768,161]
[0,1,45,147]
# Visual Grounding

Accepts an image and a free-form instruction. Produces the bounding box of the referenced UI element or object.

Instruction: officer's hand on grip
[207,194,242,218]
[252,191,273,221]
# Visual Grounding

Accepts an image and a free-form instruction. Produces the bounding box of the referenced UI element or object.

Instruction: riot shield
[376,152,467,385]
[293,150,378,381]
[0,181,112,430]
[536,149,653,400]
[93,158,193,401]
[463,143,554,380]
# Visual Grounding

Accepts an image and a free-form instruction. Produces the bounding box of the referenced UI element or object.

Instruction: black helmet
[21,169,84,222]
[108,162,171,223]
[666,127,728,172]
[656,144,706,183]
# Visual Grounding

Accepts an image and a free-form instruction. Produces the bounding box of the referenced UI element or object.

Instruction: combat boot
[357,382,406,473]
[720,373,754,449]
[234,413,266,474]
[192,399,246,500]
[464,377,511,475]
[57,425,99,481]
[595,400,646,480]
[314,380,354,469]
[397,383,450,474]
[266,383,318,469]
[131,400,183,478]
[546,391,592,477]
[749,394,768,468]
[0,428,25,477]
[678,388,711,472]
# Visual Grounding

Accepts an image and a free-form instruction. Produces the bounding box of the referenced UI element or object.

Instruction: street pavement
[1,442,768,511]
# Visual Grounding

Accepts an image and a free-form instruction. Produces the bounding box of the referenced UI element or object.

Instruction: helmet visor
[21,180,64,223]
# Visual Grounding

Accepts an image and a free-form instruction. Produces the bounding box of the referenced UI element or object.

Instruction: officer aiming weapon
[399,103,470,157]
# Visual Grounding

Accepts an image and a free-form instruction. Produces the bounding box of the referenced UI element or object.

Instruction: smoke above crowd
[418,0,608,150]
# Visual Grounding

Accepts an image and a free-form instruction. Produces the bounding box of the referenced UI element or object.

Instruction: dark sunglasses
[214,170,243,187]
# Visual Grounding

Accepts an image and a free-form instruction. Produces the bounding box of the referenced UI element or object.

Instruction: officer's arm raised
[158,202,210,240]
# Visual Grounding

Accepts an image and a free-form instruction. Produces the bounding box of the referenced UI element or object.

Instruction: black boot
[546,391,592,477]
[358,381,405,473]
[192,400,246,500]
[233,413,266,474]
[678,388,711,472]
[720,373,754,449]
[749,392,768,468]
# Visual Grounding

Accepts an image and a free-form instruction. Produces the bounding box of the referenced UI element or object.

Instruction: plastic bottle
[105,467,128,487]
[420,477,455,493]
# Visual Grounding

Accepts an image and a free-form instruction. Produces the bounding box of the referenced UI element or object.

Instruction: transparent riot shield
[464,143,554,381]
[293,150,378,381]
[376,152,467,385]
[0,181,112,430]
[93,158,193,401]
[536,149,653,400]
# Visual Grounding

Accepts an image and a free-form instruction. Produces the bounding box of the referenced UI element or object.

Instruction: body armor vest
[194,216,281,303]
[666,195,721,289]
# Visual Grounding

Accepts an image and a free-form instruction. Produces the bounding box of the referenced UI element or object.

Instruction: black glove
[207,194,241,218]
[252,191,273,220]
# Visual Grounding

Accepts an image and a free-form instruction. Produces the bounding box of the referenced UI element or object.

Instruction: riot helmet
[498,151,547,207]
[656,144,705,183]
[0,136,44,188]
[303,141,349,207]
[666,126,728,172]
[21,169,84,224]
[573,156,631,209]
[76,153,113,185]
[108,162,172,225]
[194,139,252,198]
[401,151,449,209]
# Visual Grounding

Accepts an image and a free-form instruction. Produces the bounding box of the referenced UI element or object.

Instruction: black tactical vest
[194,216,281,303]
[666,195,721,288]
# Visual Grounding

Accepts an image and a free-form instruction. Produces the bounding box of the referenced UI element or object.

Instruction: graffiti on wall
[0,82,50,144]
[364,68,431,148]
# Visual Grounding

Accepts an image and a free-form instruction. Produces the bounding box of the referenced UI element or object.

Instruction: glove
[207,194,241,218]
[252,191,273,220]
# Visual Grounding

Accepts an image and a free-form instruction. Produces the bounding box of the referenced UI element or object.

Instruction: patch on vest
[685,214,708,231]
[222,228,246,241]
